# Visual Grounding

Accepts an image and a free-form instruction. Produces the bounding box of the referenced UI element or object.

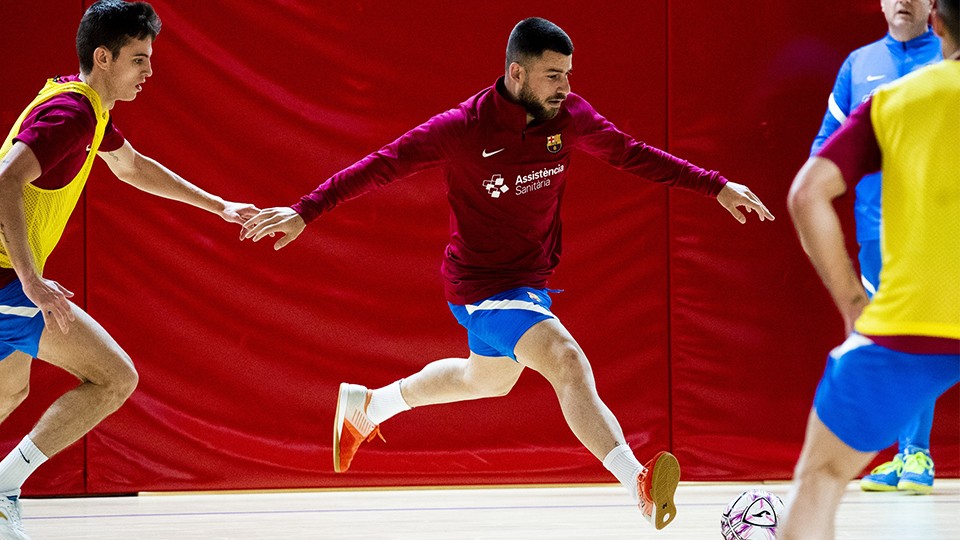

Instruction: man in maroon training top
[244,17,773,530]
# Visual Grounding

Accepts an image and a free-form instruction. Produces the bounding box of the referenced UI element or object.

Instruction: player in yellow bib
[780,0,960,537]
[0,3,257,538]
[0,80,109,277]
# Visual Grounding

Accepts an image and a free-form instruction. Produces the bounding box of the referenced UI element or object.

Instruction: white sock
[0,436,49,494]
[366,380,412,425]
[603,444,644,502]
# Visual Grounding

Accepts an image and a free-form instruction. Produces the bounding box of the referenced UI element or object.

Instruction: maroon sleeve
[570,96,727,197]
[13,101,95,175]
[99,119,126,153]
[292,107,466,223]
[815,97,881,188]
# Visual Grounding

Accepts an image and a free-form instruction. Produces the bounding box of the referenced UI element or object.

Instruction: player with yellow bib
[0,3,257,538]
[781,0,960,537]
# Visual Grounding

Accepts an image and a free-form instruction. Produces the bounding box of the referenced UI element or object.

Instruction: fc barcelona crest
[546,133,562,153]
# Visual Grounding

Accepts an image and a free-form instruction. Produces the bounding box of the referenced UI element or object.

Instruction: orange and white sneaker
[637,451,680,530]
[333,383,383,473]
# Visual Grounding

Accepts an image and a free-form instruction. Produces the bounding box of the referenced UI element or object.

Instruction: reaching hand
[21,274,75,333]
[220,201,262,225]
[716,182,775,224]
[241,206,306,250]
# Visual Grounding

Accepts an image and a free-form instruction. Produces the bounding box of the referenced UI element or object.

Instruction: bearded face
[513,50,571,123]
[517,80,565,122]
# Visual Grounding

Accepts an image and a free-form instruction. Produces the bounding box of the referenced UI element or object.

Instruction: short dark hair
[77,0,161,74]
[938,0,959,43]
[505,17,574,68]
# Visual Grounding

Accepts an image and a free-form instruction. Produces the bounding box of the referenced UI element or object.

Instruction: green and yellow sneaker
[860,453,903,492]
[898,446,934,495]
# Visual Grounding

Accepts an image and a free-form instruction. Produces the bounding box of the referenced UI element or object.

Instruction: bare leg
[400,352,524,406]
[780,409,876,540]
[335,352,524,472]
[513,318,624,460]
[27,303,138,457]
[0,351,31,424]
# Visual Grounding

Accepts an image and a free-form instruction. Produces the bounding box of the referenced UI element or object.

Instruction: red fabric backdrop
[0,1,956,495]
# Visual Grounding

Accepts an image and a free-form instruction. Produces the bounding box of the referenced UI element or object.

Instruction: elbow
[786,181,819,256]
[787,181,828,231]
[787,158,834,222]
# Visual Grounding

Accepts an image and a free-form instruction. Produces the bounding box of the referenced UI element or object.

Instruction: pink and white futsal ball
[720,489,785,540]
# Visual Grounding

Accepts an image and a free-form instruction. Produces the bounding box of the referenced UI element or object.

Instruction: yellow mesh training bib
[0,79,109,273]
[855,61,960,340]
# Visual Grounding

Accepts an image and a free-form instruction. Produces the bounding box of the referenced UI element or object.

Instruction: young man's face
[516,50,572,122]
[881,0,934,35]
[103,37,154,103]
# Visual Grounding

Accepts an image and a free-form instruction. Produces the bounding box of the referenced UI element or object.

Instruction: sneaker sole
[333,382,349,473]
[860,479,899,492]
[897,480,933,495]
[648,452,680,530]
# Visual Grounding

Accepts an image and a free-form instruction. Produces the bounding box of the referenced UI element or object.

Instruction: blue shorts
[813,334,960,452]
[448,287,557,361]
[0,279,45,359]
[858,239,881,299]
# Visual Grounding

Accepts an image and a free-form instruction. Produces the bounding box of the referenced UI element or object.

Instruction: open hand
[717,182,775,224]
[21,274,75,333]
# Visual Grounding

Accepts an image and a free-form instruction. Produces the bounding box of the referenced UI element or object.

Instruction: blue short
[448,287,557,361]
[0,279,45,359]
[813,334,960,452]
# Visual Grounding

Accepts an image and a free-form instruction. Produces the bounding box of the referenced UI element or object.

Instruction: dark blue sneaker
[898,446,934,495]
[860,453,903,492]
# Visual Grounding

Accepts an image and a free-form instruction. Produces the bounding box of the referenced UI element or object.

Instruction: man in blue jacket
[810,0,941,495]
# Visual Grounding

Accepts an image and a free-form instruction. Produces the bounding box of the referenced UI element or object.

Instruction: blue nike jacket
[810,29,942,243]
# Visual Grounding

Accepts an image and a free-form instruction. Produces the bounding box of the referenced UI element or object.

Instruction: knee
[793,457,850,486]
[115,359,139,400]
[547,343,592,387]
[102,354,139,406]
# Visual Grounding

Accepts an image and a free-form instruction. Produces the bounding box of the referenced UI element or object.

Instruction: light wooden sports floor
[20,480,960,539]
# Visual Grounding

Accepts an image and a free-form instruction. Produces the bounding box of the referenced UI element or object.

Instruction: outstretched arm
[571,97,773,223]
[0,142,76,332]
[100,140,259,224]
[243,106,466,250]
